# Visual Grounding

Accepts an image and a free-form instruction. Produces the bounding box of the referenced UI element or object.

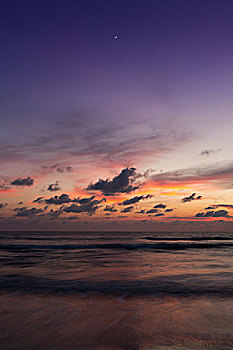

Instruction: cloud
[146,208,159,214]
[87,167,141,196]
[78,196,96,204]
[181,193,202,203]
[214,210,230,217]
[136,209,146,214]
[63,198,105,214]
[42,164,73,173]
[47,181,61,192]
[14,207,44,217]
[0,113,192,179]
[120,194,153,206]
[32,194,101,208]
[165,208,174,212]
[151,161,233,188]
[0,203,7,209]
[121,206,134,213]
[11,176,34,186]
[200,148,221,157]
[51,117,191,167]
[45,208,63,219]
[153,203,166,209]
[44,194,74,205]
[0,183,10,190]
[206,204,233,209]
[195,210,229,218]
[57,165,73,173]
[33,197,44,203]
[103,205,117,212]
[154,213,164,217]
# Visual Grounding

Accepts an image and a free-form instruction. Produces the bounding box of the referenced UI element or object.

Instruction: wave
[0,241,232,252]
[1,235,232,242]
[1,274,233,297]
[0,236,130,242]
[144,236,233,241]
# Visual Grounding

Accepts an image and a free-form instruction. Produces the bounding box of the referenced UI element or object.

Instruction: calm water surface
[0,231,233,349]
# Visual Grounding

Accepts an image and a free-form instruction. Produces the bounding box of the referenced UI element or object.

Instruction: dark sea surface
[0,231,233,350]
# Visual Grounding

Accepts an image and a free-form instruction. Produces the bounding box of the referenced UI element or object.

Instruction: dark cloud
[120,194,153,206]
[0,203,7,209]
[46,208,63,219]
[33,197,44,203]
[195,210,229,218]
[153,203,166,209]
[14,207,44,217]
[78,196,95,204]
[63,198,105,214]
[146,208,159,214]
[200,148,221,157]
[11,176,34,186]
[121,206,134,213]
[45,194,74,205]
[32,194,102,208]
[154,213,164,217]
[136,209,146,214]
[0,183,10,190]
[87,167,141,195]
[206,204,233,209]
[181,193,202,203]
[213,210,229,217]
[47,181,61,192]
[195,212,205,218]
[165,208,174,212]
[103,205,117,212]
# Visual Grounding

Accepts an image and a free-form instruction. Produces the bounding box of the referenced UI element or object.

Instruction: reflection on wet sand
[0,293,233,350]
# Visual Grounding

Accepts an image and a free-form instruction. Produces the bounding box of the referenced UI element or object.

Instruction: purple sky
[0,0,233,230]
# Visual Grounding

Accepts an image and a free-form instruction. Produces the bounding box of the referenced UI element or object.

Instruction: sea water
[0,231,233,349]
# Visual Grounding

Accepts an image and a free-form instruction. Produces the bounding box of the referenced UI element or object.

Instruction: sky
[0,0,233,231]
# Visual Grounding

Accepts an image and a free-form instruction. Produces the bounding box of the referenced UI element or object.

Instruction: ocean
[0,231,233,350]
